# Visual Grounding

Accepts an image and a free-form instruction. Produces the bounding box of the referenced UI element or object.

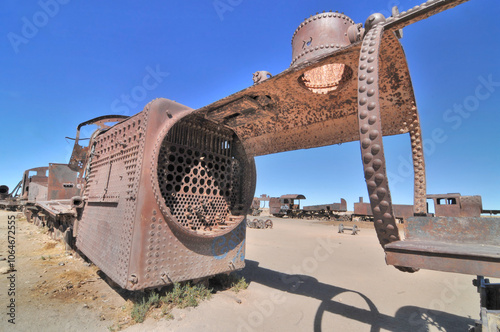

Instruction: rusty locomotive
[3,3,500,317]
[18,109,254,291]
[251,194,349,219]
[252,192,494,221]
[353,193,497,221]
[0,182,22,211]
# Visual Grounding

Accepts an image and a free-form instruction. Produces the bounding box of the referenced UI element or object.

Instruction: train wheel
[265,219,273,229]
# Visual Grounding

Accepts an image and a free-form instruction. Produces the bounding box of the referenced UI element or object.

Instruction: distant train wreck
[0,182,21,211]
[251,193,497,221]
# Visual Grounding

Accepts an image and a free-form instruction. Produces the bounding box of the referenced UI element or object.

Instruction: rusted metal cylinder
[71,196,84,208]
[0,185,8,194]
[291,12,355,67]
[0,185,9,200]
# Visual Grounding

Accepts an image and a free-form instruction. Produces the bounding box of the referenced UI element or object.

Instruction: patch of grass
[148,291,160,308]
[131,291,164,323]
[230,276,249,293]
[161,283,212,309]
[129,282,212,324]
[131,297,150,323]
[212,273,249,293]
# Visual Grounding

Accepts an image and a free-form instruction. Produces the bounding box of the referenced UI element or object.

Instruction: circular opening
[156,116,255,237]
[299,63,353,94]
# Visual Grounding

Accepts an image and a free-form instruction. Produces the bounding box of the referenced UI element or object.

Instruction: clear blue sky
[1,0,498,210]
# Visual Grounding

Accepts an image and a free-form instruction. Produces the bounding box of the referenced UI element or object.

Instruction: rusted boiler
[20,104,255,290]
[73,100,255,290]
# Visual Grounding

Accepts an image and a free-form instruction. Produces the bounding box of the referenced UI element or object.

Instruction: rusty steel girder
[195,7,427,253]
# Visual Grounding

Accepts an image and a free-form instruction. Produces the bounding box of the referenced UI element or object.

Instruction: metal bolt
[129,274,138,284]
[160,272,172,283]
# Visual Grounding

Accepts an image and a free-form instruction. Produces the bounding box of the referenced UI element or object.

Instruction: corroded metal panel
[339,198,347,212]
[386,243,500,278]
[354,199,373,217]
[291,12,355,67]
[392,205,415,219]
[197,35,415,158]
[269,197,281,215]
[435,203,461,217]
[460,195,482,217]
[303,198,347,212]
[386,216,500,277]
[403,216,500,245]
[68,115,129,174]
[354,200,414,219]
[34,199,73,217]
[47,164,81,200]
[22,167,49,201]
[28,182,48,202]
[77,110,148,288]
[427,193,482,217]
[129,99,254,290]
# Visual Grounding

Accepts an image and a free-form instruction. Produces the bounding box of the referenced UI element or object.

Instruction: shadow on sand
[241,260,474,331]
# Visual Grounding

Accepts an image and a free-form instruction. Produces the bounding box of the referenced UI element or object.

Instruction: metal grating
[157,119,244,236]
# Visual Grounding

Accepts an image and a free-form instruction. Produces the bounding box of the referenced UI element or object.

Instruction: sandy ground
[0,210,483,331]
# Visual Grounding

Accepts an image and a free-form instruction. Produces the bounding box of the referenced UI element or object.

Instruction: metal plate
[385,216,500,277]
